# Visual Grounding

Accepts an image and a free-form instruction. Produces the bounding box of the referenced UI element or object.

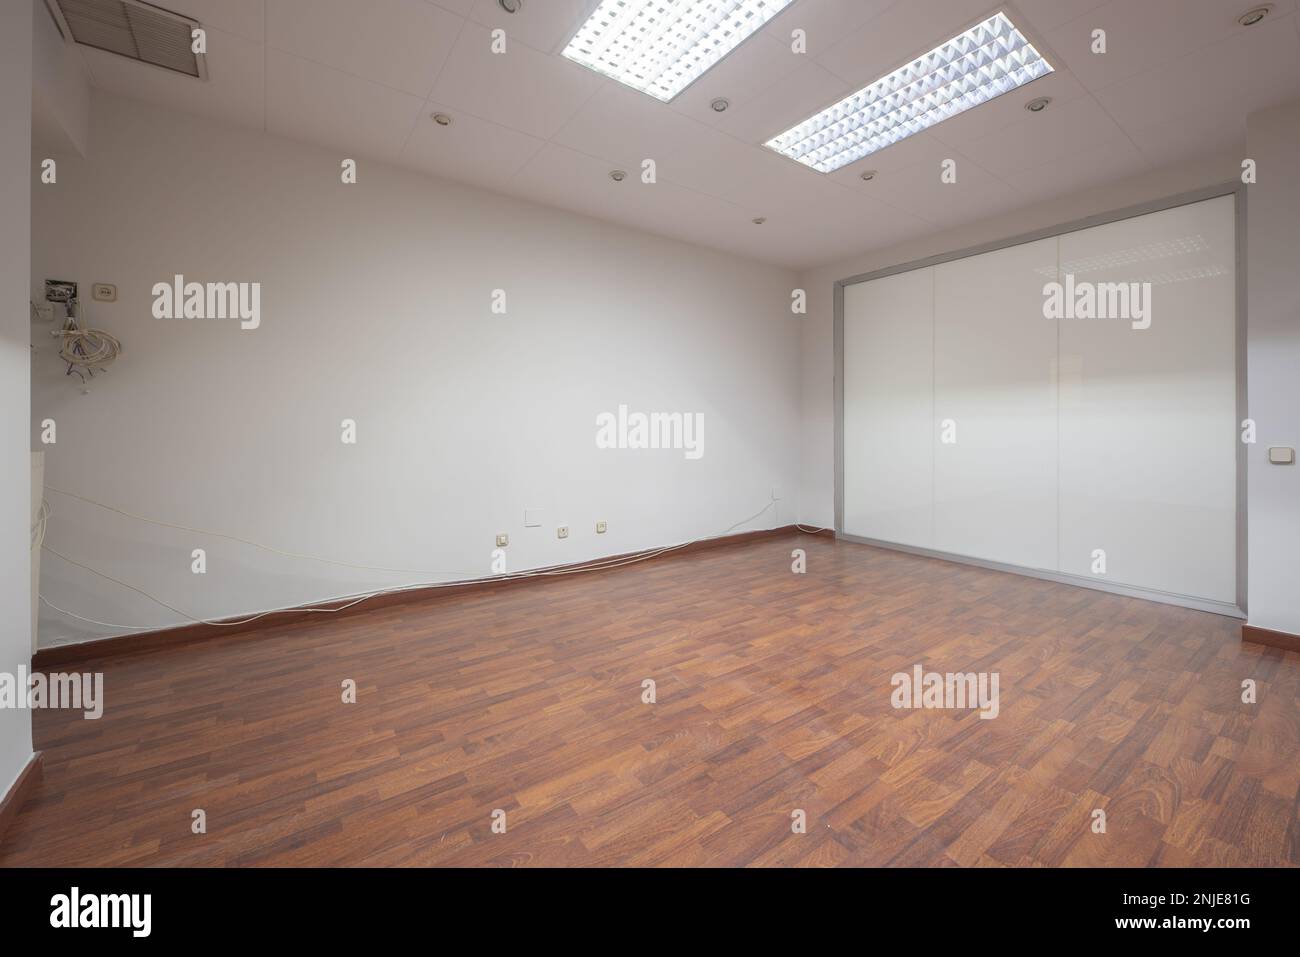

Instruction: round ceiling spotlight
[710,97,730,113]
[431,112,453,126]
[860,169,878,182]
[1237,4,1271,25]
[498,0,523,13]
[752,216,767,225]
[1025,96,1052,113]
[609,169,627,182]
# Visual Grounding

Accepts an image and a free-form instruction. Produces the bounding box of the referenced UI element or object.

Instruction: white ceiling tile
[69,0,1300,268]
[555,81,720,169]
[182,0,267,43]
[1012,0,1110,32]
[1043,0,1298,94]
[955,94,1127,177]
[669,33,803,127]
[429,0,477,15]
[266,0,463,97]
[431,21,603,139]
[775,0,896,59]
[266,50,426,161]
[465,0,598,54]
[813,0,998,85]
[1011,135,1149,204]
[509,142,774,261]
[1123,101,1246,170]
[401,99,547,188]
[1092,13,1300,132]
[865,151,1022,229]
[824,130,952,186]
[714,57,846,145]
[77,26,265,132]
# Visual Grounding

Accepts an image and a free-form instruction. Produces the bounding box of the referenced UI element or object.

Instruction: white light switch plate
[524,509,542,527]
[1267,447,1295,465]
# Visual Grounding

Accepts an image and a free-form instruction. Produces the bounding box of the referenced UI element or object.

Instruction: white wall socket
[496,533,509,547]
[596,521,607,534]
[557,526,569,539]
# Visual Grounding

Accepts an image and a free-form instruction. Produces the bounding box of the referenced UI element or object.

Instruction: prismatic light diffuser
[562,0,796,103]
[765,12,1053,174]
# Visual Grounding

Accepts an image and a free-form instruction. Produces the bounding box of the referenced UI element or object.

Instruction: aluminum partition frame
[833,182,1247,619]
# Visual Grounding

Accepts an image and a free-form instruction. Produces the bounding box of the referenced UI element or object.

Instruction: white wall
[798,151,1242,529]
[2,0,35,795]
[1245,99,1300,636]
[32,92,801,646]
[31,0,90,159]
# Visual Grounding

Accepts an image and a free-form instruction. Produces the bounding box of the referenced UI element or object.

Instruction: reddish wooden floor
[3,533,1296,867]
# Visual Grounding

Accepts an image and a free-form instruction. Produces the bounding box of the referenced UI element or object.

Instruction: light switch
[1267,447,1295,465]
[524,509,542,527]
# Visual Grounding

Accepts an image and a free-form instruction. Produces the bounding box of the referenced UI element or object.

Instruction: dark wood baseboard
[34,524,824,669]
[1241,623,1300,652]
[0,752,43,848]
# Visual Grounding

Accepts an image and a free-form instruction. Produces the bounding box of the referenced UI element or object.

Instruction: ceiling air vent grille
[48,0,207,79]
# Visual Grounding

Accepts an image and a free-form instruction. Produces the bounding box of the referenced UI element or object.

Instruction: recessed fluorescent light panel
[765,11,1052,173]
[562,0,795,103]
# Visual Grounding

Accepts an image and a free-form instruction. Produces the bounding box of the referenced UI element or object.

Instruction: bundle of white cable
[55,326,121,370]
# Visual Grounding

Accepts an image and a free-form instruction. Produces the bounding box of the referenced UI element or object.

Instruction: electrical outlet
[557,526,569,539]
[596,521,607,534]
[771,486,783,501]
[496,534,509,547]
[32,302,54,322]
[91,283,117,302]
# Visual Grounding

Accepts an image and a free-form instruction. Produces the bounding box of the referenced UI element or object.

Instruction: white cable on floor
[39,500,778,633]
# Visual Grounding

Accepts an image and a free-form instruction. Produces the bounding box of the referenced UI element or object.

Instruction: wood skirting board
[33,525,832,669]
[1241,623,1300,651]
[0,752,43,848]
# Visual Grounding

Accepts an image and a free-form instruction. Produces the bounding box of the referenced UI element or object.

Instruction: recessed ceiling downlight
[860,169,878,181]
[1237,5,1271,25]
[498,0,523,13]
[610,169,627,182]
[765,11,1052,173]
[562,0,797,103]
[711,97,731,113]
[1025,96,1051,112]
[432,112,453,126]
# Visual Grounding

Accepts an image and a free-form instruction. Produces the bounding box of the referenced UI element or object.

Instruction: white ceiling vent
[47,0,208,80]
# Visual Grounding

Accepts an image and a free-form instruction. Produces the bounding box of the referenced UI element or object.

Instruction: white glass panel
[1057,195,1236,602]
[933,237,1059,569]
[842,268,933,547]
